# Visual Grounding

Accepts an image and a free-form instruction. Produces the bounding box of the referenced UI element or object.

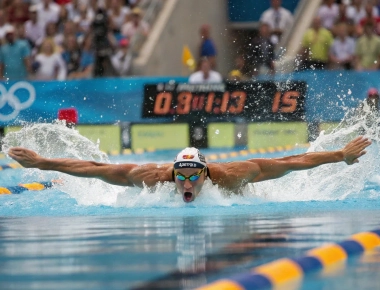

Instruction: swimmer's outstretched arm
[7,147,173,187]
[249,136,371,183]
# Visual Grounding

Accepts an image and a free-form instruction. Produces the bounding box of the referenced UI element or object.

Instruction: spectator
[0,26,31,80]
[6,0,29,25]
[108,0,130,34]
[25,5,45,48]
[61,34,81,75]
[56,5,70,34]
[188,57,222,84]
[231,55,250,80]
[68,33,94,79]
[56,20,79,48]
[250,22,275,77]
[357,2,380,36]
[121,7,149,40]
[300,17,334,70]
[73,4,93,35]
[111,38,132,76]
[332,2,354,36]
[227,70,243,81]
[198,24,217,69]
[33,39,66,80]
[318,0,339,30]
[329,22,355,70]
[260,0,294,44]
[67,0,95,22]
[36,0,60,29]
[35,22,61,52]
[346,0,377,25]
[0,9,13,42]
[355,22,380,70]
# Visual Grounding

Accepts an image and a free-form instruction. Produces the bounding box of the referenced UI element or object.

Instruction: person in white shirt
[259,0,294,44]
[121,7,149,40]
[66,0,93,20]
[33,38,66,80]
[108,0,131,33]
[25,6,45,47]
[73,4,94,35]
[318,0,339,30]
[36,0,60,29]
[111,38,132,76]
[329,22,356,70]
[188,57,223,84]
[346,0,378,25]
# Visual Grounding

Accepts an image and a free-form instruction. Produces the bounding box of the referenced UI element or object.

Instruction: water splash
[1,110,380,208]
[254,104,380,202]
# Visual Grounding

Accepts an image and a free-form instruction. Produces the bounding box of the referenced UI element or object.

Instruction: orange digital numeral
[272,91,300,113]
[154,92,172,115]
[176,92,192,114]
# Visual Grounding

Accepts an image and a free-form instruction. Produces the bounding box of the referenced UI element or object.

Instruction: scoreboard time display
[142,81,306,121]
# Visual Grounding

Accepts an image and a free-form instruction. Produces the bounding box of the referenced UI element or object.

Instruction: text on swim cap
[178,163,196,167]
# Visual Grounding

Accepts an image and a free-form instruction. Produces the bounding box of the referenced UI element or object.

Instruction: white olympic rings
[0,82,36,121]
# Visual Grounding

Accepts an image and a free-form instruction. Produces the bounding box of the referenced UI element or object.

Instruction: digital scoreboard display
[142,81,306,121]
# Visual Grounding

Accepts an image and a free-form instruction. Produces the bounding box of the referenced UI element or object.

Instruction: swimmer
[7,136,371,203]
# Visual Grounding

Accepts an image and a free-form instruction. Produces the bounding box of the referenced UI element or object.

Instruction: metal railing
[127,0,164,69]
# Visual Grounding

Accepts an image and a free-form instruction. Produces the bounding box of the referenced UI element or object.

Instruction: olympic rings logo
[0,82,36,121]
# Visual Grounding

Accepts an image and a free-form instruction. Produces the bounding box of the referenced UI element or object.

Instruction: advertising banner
[131,123,189,150]
[207,123,235,148]
[247,122,308,149]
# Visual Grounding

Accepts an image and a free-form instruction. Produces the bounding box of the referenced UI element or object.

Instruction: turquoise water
[0,123,380,289]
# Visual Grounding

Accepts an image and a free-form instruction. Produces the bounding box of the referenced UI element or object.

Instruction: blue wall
[0,71,378,127]
[228,0,300,23]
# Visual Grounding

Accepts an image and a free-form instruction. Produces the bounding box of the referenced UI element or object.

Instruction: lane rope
[196,229,380,290]
[0,180,61,194]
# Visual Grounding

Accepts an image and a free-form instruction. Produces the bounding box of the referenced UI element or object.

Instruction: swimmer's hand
[341,136,371,165]
[7,147,41,168]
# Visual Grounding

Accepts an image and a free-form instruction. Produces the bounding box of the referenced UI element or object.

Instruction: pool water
[0,123,380,290]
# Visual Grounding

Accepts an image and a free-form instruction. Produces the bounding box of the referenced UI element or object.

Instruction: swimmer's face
[174,167,207,203]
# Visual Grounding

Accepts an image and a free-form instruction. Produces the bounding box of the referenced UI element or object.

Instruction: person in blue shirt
[199,24,217,69]
[0,26,31,80]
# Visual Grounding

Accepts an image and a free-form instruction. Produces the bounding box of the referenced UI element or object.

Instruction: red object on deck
[58,108,78,124]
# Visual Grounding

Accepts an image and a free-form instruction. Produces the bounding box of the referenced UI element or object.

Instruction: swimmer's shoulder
[207,161,260,188]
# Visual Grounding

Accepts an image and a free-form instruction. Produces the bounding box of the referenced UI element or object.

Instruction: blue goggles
[174,167,205,181]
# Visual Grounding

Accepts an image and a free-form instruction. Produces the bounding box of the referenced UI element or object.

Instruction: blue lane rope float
[0,181,56,194]
[0,163,23,170]
[197,229,380,290]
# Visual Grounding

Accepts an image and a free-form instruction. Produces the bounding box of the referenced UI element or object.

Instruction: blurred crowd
[0,0,149,81]
[300,0,380,71]
[189,0,295,83]
[190,0,380,85]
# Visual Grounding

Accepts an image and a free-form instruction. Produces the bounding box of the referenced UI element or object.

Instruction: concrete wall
[133,0,237,78]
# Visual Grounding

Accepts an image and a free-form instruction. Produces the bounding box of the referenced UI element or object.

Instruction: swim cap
[174,147,207,169]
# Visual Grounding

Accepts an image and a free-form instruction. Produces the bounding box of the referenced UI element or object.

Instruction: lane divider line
[0,180,61,194]
[196,229,380,290]
[0,163,23,170]
[205,144,309,162]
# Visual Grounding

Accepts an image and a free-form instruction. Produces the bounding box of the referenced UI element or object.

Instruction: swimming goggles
[174,167,205,181]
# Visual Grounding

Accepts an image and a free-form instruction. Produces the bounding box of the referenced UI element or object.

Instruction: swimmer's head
[173,147,207,203]
[367,88,379,109]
